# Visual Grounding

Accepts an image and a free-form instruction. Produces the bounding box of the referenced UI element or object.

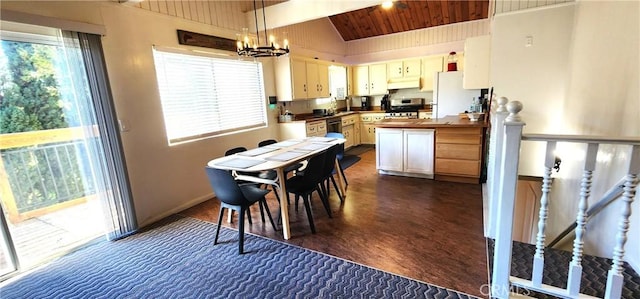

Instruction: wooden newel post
[488,96,510,239]
[491,101,525,299]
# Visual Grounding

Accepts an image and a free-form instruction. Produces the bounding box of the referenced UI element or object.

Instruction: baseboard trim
[138,193,213,228]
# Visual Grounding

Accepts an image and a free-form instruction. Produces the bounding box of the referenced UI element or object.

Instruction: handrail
[547,177,626,248]
[522,134,640,145]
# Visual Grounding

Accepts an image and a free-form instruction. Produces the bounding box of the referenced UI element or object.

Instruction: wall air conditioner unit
[387,77,420,90]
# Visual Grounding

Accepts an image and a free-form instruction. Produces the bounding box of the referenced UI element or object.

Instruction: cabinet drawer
[436,133,482,145]
[436,144,481,160]
[437,127,482,135]
[306,125,317,134]
[317,122,327,132]
[435,159,480,177]
[360,115,372,122]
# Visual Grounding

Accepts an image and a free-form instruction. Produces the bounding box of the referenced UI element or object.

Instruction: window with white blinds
[153,49,267,145]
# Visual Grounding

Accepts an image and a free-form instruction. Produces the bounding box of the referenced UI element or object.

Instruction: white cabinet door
[387,61,404,79]
[463,35,491,89]
[353,65,369,96]
[306,62,319,98]
[376,128,404,172]
[403,129,435,175]
[291,58,308,99]
[343,125,354,149]
[403,59,422,77]
[368,64,387,95]
[420,55,444,91]
[317,63,330,98]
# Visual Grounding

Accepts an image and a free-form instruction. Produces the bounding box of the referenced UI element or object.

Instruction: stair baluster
[568,143,599,295]
[532,141,556,287]
[605,145,639,299]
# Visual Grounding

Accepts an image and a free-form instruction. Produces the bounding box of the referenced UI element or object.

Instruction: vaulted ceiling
[329,1,490,41]
[245,0,490,41]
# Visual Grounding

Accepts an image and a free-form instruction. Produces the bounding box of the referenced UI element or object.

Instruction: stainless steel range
[385,98,424,119]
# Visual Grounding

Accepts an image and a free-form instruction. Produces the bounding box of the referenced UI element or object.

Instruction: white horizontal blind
[153,49,266,144]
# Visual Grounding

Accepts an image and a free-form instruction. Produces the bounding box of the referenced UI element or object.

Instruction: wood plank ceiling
[329,0,490,41]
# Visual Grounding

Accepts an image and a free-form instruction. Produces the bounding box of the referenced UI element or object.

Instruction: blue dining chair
[205,167,276,254]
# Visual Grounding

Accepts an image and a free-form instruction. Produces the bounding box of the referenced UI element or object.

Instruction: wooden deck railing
[0,126,99,223]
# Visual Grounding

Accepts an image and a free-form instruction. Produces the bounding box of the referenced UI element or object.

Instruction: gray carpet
[488,239,640,298]
[1,215,479,298]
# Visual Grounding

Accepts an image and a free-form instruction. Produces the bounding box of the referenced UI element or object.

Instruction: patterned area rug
[488,239,640,298]
[2,216,478,299]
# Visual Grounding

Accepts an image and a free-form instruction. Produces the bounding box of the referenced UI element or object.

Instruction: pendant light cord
[262,0,268,45]
[253,0,260,44]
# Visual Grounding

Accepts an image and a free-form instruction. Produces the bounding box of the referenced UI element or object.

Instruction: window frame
[152,47,269,146]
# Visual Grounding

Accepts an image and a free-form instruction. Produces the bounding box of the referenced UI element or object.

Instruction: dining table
[206,137,347,240]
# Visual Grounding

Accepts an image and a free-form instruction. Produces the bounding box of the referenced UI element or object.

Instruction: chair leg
[316,186,332,218]
[330,175,344,202]
[261,198,278,231]
[302,194,316,234]
[246,209,253,225]
[258,200,266,223]
[339,163,348,186]
[214,207,225,245]
[238,207,245,254]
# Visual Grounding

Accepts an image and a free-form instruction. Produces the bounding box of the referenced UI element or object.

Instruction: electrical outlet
[118,119,130,132]
[525,36,533,47]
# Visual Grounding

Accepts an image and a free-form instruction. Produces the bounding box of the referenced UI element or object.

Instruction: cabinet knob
[304,84,307,92]
[406,66,409,74]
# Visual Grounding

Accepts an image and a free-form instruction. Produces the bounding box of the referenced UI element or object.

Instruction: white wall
[557,0,639,271]
[491,1,639,272]
[1,1,281,226]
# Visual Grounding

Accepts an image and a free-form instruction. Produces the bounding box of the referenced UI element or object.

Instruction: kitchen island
[375,116,488,183]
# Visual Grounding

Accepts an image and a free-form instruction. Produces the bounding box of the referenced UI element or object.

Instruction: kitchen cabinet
[306,120,327,137]
[387,59,421,79]
[354,122,361,146]
[376,128,435,178]
[306,61,330,98]
[275,56,330,101]
[359,113,385,144]
[353,64,387,96]
[463,35,491,89]
[420,55,444,91]
[341,114,358,149]
[434,127,483,183]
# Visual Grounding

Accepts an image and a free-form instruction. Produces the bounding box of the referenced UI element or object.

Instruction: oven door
[326,117,342,133]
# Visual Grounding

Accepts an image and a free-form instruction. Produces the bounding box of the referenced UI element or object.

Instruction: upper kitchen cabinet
[353,64,387,96]
[275,56,330,101]
[387,59,421,79]
[463,35,491,89]
[420,55,444,91]
[307,61,330,98]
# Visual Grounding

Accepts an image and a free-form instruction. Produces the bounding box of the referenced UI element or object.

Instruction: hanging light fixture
[237,0,289,58]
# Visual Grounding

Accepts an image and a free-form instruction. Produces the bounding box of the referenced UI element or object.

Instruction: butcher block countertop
[374,116,488,128]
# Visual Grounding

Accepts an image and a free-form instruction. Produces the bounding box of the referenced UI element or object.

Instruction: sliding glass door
[0,21,135,279]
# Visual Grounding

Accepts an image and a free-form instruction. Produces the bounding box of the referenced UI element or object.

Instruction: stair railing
[490,99,640,299]
[547,177,626,248]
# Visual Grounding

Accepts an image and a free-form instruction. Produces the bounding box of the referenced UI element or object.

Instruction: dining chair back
[325,132,348,187]
[285,150,327,233]
[258,139,277,147]
[205,167,276,254]
[318,144,343,206]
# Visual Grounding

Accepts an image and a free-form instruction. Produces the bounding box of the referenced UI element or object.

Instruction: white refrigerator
[432,71,481,119]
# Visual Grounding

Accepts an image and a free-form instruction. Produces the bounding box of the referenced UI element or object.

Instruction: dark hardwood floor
[181,147,489,297]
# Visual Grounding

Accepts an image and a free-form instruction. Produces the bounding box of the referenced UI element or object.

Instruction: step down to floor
[487,239,640,298]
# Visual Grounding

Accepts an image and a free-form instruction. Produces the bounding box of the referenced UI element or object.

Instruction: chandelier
[237,0,289,58]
